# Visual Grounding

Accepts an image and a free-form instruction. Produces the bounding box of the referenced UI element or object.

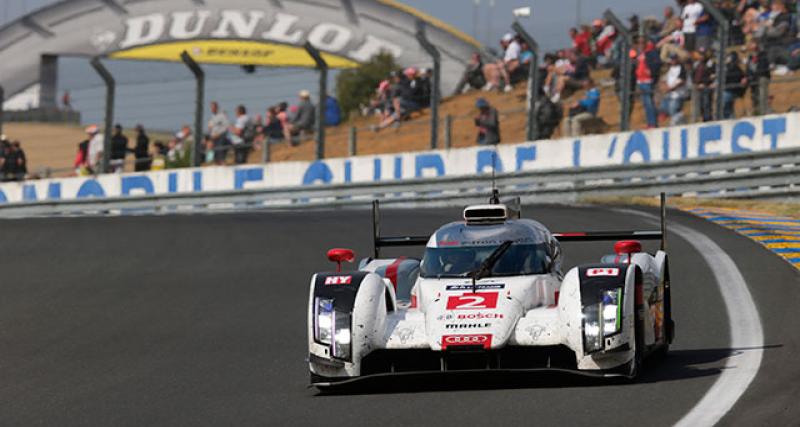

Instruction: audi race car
[308,195,674,388]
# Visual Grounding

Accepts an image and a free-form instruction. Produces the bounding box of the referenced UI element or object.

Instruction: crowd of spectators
[71,89,342,175]
[459,0,800,137]
[366,67,432,131]
[9,0,800,179]
[0,135,27,181]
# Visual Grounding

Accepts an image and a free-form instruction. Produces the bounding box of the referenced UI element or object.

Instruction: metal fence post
[262,139,270,163]
[0,85,4,137]
[512,21,540,141]
[90,57,114,174]
[697,0,729,121]
[758,77,769,115]
[304,41,328,160]
[444,114,453,149]
[604,10,632,131]
[348,126,357,156]
[415,20,441,150]
[180,51,204,167]
[690,87,700,123]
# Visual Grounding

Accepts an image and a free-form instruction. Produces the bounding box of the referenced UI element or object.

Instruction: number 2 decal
[446,292,499,310]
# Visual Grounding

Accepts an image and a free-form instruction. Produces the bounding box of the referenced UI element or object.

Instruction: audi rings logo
[441,334,492,349]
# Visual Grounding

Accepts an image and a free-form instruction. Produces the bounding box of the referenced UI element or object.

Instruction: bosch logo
[441,334,493,349]
[324,275,352,285]
[457,312,504,320]
[587,268,619,277]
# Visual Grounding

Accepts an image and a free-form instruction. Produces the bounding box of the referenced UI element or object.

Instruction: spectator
[325,96,342,126]
[86,124,104,172]
[62,90,71,111]
[722,51,747,119]
[633,38,662,128]
[656,23,689,63]
[109,124,128,173]
[133,124,150,171]
[454,52,505,93]
[374,71,421,131]
[566,78,600,136]
[165,138,183,167]
[695,9,716,51]
[756,0,794,68]
[263,106,284,145]
[659,54,689,125]
[207,101,230,165]
[74,129,92,175]
[498,33,519,92]
[691,47,715,122]
[3,141,26,181]
[743,40,771,115]
[474,98,500,145]
[410,67,432,106]
[658,7,680,39]
[593,19,617,65]
[681,0,706,52]
[203,134,215,164]
[151,141,167,170]
[284,90,316,144]
[229,104,254,164]
[570,26,593,58]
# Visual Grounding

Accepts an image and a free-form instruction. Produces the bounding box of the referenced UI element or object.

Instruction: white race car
[308,195,674,388]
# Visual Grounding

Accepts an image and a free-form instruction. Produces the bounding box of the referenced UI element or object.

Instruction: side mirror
[327,248,355,272]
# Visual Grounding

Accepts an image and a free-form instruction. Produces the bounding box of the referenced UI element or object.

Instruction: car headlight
[333,311,352,360]
[315,297,334,345]
[583,288,623,354]
[583,302,603,353]
[602,289,622,335]
[314,298,352,361]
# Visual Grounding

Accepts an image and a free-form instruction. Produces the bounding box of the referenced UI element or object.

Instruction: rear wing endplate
[372,200,428,258]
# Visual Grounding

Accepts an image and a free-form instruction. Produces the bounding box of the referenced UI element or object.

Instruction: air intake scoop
[463,204,508,224]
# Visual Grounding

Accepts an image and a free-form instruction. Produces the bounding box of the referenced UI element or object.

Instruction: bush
[335,52,398,118]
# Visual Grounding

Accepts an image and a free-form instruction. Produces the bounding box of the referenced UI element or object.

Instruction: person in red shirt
[570,26,593,58]
[633,38,661,128]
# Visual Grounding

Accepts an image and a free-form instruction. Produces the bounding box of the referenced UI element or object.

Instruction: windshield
[420,244,550,278]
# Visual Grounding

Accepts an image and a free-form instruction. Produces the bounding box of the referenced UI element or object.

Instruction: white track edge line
[619,209,765,427]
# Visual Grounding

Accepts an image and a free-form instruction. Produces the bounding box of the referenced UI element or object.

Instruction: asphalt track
[0,205,797,426]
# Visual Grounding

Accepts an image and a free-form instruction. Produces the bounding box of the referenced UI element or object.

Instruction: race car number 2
[446,292,499,310]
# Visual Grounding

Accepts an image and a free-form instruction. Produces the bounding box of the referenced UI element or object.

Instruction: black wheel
[624,276,645,379]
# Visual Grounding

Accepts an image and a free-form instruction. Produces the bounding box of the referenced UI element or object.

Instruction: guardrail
[1,147,798,217]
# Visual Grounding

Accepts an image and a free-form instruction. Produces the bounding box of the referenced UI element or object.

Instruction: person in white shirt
[229,104,252,164]
[681,0,705,51]
[86,126,104,172]
[492,33,517,92]
[659,54,688,125]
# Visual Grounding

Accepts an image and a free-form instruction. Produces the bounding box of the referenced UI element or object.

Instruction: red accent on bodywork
[548,290,560,308]
[555,232,587,237]
[614,240,642,255]
[385,257,406,290]
[410,294,418,308]
[446,292,499,310]
[327,248,355,272]
[441,334,492,350]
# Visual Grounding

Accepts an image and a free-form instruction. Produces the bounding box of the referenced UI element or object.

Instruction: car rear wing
[371,193,668,257]
[553,193,668,251]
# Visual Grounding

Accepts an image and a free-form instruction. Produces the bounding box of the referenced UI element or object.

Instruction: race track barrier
[1,146,798,217]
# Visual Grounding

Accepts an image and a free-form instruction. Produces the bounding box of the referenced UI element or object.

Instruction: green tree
[335,52,398,118]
